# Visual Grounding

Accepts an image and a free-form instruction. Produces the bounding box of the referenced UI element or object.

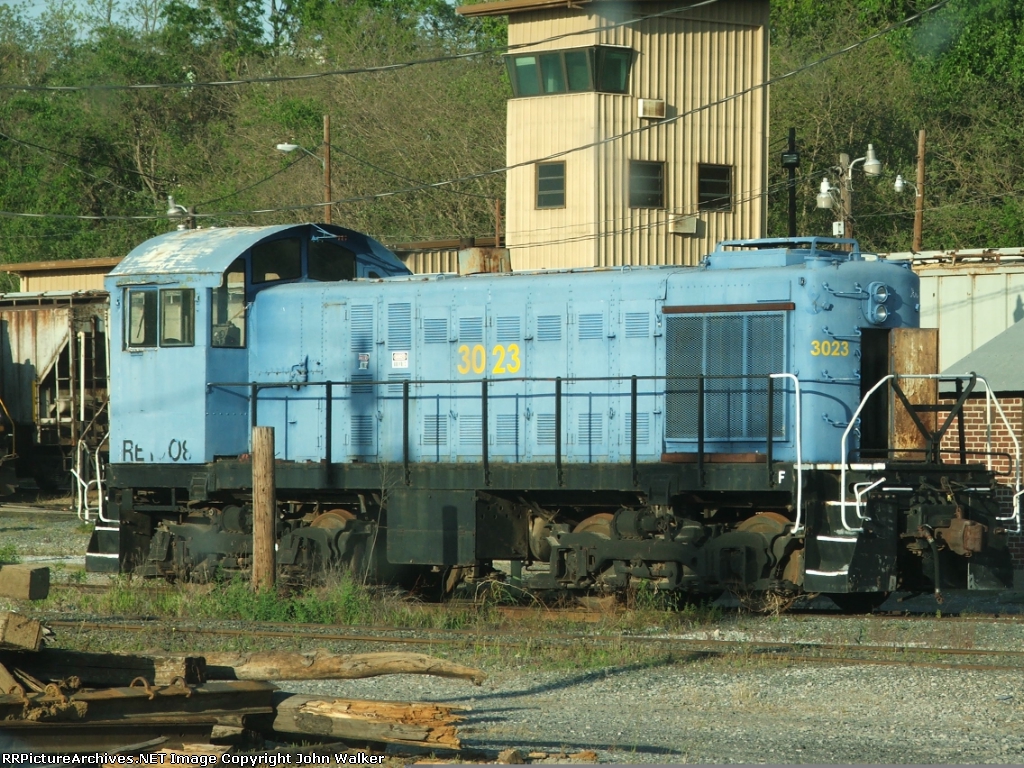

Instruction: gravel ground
[10,506,1024,763]
[278,653,1024,764]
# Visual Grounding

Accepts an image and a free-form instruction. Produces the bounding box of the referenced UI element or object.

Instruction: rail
[208,372,804,501]
[838,374,1021,534]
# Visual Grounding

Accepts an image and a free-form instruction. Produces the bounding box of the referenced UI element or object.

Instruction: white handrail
[854,477,886,521]
[839,375,894,532]
[72,439,111,524]
[839,373,1021,534]
[94,445,109,523]
[769,373,804,534]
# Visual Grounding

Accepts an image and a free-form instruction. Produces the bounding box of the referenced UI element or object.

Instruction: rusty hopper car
[88,227,1016,606]
[0,291,108,494]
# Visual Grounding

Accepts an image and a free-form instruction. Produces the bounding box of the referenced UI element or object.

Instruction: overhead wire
[0,0,725,92]
[196,154,309,206]
[0,0,952,235]
[0,129,170,186]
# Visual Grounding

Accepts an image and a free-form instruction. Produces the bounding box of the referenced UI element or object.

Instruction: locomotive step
[85,525,120,574]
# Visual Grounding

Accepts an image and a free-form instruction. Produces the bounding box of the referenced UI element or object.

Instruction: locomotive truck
[86,225,1017,606]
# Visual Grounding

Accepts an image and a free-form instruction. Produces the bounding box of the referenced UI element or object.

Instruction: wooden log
[201,650,485,685]
[0,648,206,687]
[252,425,276,591]
[0,611,42,651]
[0,565,49,600]
[266,692,463,748]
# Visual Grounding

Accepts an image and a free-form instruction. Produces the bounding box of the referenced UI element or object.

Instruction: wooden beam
[0,611,42,651]
[266,693,464,748]
[0,661,19,694]
[0,565,49,600]
[201,651,485,685]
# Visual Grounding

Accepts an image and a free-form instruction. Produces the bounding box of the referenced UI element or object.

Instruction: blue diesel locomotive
[87,225,1014,602]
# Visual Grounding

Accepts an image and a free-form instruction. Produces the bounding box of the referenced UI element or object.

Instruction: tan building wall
[19,271,111,293]
[484,0,769,270]
[0,257,122,294]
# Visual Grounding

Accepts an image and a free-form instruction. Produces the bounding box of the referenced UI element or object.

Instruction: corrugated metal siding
[398,250,460,274]
[505,0,768,270]
[507,95,599,270]
[916,262,1024,370]
[508,9,599,48]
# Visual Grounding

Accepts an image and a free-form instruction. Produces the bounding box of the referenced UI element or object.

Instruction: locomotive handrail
[839,374,1021,534]
[770,373,804,534]
[208,372,802,510]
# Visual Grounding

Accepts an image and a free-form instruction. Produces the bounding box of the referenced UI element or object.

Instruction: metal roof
[942,320,1024,393]
[110,226,297,277]
[109,224,409,278]
[0,257,122,274]
[457,0,593,17]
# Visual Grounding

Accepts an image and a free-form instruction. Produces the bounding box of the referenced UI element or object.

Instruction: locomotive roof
[110,224,406,278]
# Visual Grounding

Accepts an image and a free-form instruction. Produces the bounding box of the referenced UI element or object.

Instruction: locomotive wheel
[311,509,355,530]
[572,513,614,539]
[735,511,791,536]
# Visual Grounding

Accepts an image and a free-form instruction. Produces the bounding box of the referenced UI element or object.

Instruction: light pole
[276,114,333,225]
[166,195,195,230]
[815,143,882,242]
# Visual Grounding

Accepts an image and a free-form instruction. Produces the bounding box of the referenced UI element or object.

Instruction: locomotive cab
[106,224,409,470]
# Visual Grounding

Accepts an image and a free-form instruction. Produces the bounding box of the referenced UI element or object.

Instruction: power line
[0,0,951,233]
[0,0,723,92]
[0,128,170,185]
[196,154,308,206]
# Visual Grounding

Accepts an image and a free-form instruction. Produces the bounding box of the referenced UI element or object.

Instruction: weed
[0,543,19,564]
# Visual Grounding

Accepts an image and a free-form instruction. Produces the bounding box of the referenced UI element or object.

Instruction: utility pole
[781,128,800,237]
[913,129,926,252]
[839,152,853,241]
[323,115,332,226]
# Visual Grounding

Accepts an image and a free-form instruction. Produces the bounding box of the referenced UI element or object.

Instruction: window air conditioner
[638,99,666,119]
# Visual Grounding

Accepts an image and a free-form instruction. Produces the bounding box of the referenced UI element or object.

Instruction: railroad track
[43,616,1024,674]
[51,580,1024,624]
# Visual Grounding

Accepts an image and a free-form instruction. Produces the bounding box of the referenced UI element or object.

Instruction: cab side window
[212,259,246,348]
[160,289,194,346]
[126,288,194,348]
[308,239,357,281]
[251,238,301,284]
[126,289,157,348]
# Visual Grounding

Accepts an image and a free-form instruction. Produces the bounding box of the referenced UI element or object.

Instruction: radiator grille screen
[665,313,785,440]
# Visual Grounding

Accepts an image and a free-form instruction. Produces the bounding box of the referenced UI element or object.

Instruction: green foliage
[0,0,1021,261]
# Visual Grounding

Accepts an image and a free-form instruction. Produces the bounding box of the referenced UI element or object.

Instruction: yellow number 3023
[811,340,849,357]
[457,344,521,375]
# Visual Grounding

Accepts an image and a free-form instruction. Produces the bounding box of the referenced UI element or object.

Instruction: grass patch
[0,543,19,564]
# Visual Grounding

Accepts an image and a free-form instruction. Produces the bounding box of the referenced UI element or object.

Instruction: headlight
[869,303,889,324]
[868,281,889,303]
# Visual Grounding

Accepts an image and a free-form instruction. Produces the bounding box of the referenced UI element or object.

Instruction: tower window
[536,162,566,208]
[698,164,733,211]
[629,161,665,208]
[505,46,633,97]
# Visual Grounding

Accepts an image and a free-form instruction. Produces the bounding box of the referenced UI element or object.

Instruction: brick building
[938,320,1024,569]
